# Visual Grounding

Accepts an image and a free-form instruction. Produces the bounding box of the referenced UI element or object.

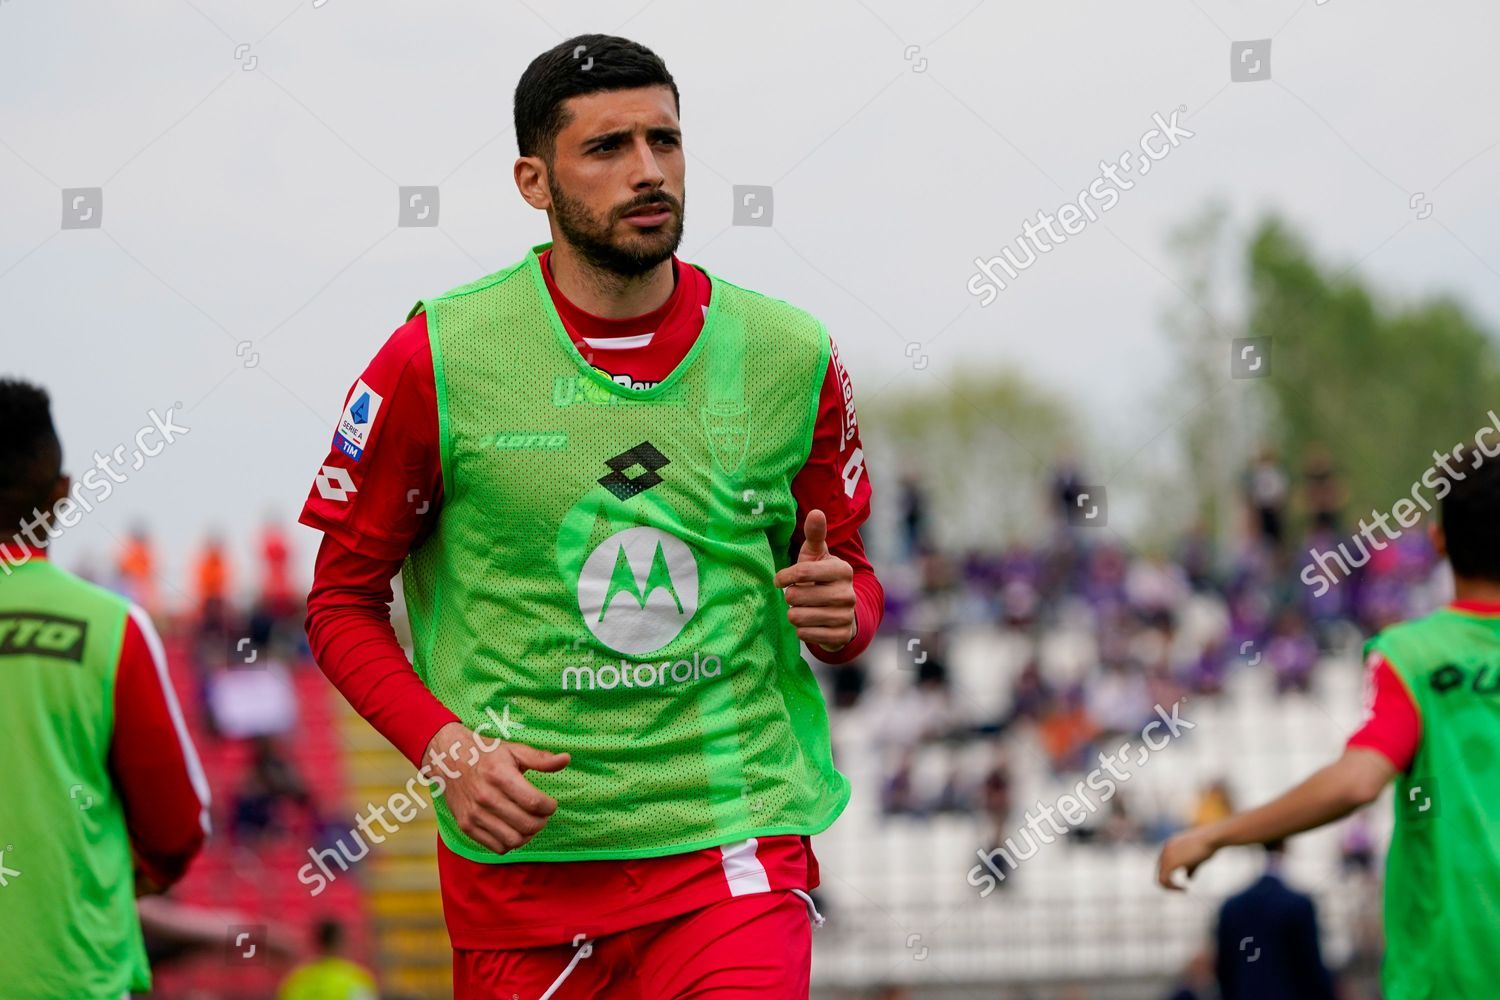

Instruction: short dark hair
[514,34,679,163]
[0,378,62,531]
[1441,444,1500,582]
[314,917,345,953]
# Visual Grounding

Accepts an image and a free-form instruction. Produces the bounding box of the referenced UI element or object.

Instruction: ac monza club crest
[700,401,749,477]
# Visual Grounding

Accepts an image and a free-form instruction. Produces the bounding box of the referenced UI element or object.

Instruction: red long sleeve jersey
[300,250,883,949]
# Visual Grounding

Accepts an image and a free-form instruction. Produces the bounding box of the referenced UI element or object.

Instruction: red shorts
[452,890,814,999]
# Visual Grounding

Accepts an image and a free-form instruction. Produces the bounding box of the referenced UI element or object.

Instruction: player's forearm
[307,602,460,767]
[306,535,461,766]
[1201,751,1390,849]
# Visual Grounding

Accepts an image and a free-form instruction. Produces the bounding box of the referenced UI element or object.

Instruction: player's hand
[773,509,857,652]
[425,722,569,855]
[1156,827,1217,890]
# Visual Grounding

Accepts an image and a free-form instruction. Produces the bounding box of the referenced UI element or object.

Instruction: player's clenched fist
[1155,827,1217,891]
[424,722,570,855]
[774,508,858,652]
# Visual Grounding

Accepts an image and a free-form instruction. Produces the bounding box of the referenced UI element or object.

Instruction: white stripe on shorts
[718,837,770,896]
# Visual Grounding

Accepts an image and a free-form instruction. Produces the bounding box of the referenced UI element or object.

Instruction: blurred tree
[863,369,1076,550]
[1247,217,1500,529]
[1159,201,1260,554]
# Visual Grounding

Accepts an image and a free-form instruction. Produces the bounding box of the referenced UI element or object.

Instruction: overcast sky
[3,0,1498,596]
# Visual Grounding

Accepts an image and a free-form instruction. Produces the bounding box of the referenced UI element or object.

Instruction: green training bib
[403,242,851,862]
[0,559,149,998]
[1366,606,1500,999]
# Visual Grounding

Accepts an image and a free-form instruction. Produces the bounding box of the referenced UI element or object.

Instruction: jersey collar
[0,540,48,564]
[1450,599,1500,616]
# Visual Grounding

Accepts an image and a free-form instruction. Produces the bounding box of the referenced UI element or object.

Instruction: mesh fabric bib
[1367,607,1500,999]
[0,560,148,997]
[403,242,851,862]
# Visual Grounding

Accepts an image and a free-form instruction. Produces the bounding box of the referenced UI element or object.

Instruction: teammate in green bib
[0,380,208,999]
[1157,445,1500,999]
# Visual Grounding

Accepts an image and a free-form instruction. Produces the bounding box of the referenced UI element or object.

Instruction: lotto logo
[315,465,357,502]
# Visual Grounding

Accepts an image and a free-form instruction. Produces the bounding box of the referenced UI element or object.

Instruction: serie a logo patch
[334,378,383,461]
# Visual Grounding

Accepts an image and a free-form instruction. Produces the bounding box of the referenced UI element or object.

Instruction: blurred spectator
[1051,457,1087,525]
[194,532,232,616]
[1184,636,1231,695]
[230,736,317,846]
[1085,658,1151,737]
[259,519,298,630]
[880,748,917,817]
[829,660,866,711]
[1266,607,1318,694]
[1339,812,1377,876]
[897,472,930,558]
[1178,521,1219,593]
[1007,658,1051,726]
[1247,447,1290,551]
[979,749,1012,836]
[1037,685,1100,774]
[1303,445,1346,533]
[116,524,159,614]
[1099,793,1143,845]
[193,533,234,666]
[277,918,377,1000]
[1126,552,1189,629]
[1214,841,1336,1000]
[1191,779,1234,828]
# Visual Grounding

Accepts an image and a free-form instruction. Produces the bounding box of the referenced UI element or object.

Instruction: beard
[548,177,685,278]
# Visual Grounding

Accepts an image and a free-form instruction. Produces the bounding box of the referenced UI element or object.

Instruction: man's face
[544,85,685,277]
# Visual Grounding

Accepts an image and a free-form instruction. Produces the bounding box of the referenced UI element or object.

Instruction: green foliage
[1248,217,1500,523]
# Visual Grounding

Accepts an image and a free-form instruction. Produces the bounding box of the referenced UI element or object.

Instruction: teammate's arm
[110,607,210,893]
[1156,748,1395,889]
[1156,653,1415,889]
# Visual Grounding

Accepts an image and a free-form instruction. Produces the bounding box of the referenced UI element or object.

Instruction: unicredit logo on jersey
[563,525,723,691]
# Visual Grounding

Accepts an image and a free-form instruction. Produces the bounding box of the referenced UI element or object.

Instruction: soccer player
[0,378,210,1000]
[1157,445,1500,999]
[300,34,884,997]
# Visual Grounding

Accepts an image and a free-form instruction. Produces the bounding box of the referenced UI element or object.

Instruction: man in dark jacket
[1214,841,1336,1000]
